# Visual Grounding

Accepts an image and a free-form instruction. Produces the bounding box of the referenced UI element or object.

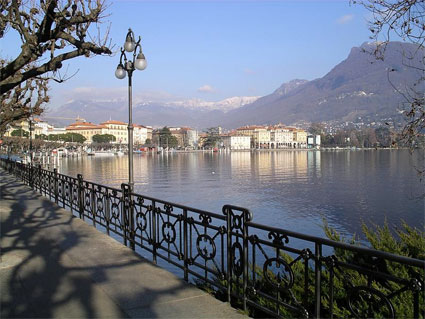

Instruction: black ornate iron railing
[2,158,424,318]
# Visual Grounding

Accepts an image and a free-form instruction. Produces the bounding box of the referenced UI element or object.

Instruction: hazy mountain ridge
[45,42,423,129]
[220,41,423,128]
[44,96,257,128]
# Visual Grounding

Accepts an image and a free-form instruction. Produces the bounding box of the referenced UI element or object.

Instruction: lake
[56,149,424,239]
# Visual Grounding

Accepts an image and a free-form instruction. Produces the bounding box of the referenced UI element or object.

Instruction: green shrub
[202,220,424,318]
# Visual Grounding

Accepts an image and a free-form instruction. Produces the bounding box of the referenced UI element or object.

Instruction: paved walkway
[0,169,246,318]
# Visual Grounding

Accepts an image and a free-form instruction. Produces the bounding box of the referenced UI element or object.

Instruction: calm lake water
[57,149,424,239]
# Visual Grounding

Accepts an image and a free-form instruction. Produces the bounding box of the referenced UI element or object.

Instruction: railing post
[77,174,84,219]
[23,163,26,183]
[183,208,188,282]
[152,200,157,264]
[224,206,232,304]
[91,184,96,227]
[54,168,58,204]
[105,191,110,235]
[413,290,419,319]
[121,183,128,247]
[129,188,135,251]
[242,209,250,313]
[314,242,322,318]
[223,204,252,310]
[29,163,34,188]
[38,164,42,193]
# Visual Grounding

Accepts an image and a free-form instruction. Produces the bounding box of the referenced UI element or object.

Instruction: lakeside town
[2,117,321,154]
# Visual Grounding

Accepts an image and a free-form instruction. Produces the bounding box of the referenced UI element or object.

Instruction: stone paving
[0,169,247,318]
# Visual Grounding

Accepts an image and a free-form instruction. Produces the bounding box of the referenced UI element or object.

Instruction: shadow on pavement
[0,170,217,318]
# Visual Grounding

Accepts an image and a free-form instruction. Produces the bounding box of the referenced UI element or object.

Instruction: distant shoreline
[160,147,403,154]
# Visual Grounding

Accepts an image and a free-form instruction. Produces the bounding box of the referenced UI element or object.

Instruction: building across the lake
[64,119,152,144]
[234,124,308,149]
[4,118,53,138]
[152,127,199,149]
[307,134,321,149]
[99,120,128,143]
[66,121,107,143]
[5,116,309,149]
[222,135,251,150]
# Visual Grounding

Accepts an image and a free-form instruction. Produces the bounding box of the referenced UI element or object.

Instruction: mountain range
[44,41,423,129]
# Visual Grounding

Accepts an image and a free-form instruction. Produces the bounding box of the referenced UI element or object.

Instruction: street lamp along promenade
[115,28,147,195]
[115,28,146,250]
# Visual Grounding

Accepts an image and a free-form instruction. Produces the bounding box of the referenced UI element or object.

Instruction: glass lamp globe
[115,64,126,79]
[135,53,147,70]
[124,35,136,52]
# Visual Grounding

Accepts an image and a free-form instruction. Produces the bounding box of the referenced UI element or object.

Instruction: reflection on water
[58,150,423,239]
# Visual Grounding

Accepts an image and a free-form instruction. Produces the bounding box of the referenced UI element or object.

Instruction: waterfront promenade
[0,169,246,318]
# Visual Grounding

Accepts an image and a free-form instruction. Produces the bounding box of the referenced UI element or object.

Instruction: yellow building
[99,120,128,144]
[236,126,269,148]
[4,120,29,137]
[252,128,270,149]
[293,129,308,148]
[66,121,108,143]
[236,125,263,137]
[5,118,58,140]
[66,120,153,144]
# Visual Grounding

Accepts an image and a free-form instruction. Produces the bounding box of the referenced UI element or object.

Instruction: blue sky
[2,0,373,108]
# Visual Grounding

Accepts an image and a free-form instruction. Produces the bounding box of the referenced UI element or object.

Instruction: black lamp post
[115,28,147,249]
[115,28,147,194]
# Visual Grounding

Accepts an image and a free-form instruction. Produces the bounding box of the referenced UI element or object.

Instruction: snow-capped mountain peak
[166,96,260,112]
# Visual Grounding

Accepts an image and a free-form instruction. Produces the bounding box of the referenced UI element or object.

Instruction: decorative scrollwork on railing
[136,211,147,231]
[409,277,423,292]
[300,248,313,261]
[84,191,91,208]
[136,196,144,205]
[64,181,70,200]
[232,241,243,277]
[162,221,176,244]
[199,213,212,226]
[348,286,395,319]
[263,257,294,291]
[222,205,253,232]
[111,202,120,220]
[196,234,216,261]
[72,184,78,204]
[232,214,243,231]
[58,180,63,196]
[96,196,104,212]
[248,234,259,244]
[268,231,289,248]
[163,203,173,214]
[323,255,338,268]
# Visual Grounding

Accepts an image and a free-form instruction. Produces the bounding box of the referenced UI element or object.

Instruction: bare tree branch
[352,0,425,188]
[0,0,112,135]
[0,0,112,93]
[353,0,424,146]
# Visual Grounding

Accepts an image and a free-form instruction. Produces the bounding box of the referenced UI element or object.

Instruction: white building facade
[222,135,251,150]
[134,125,148,144]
